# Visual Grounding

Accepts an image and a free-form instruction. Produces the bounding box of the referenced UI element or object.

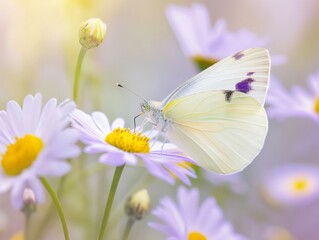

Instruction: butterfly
[141,48,270,174]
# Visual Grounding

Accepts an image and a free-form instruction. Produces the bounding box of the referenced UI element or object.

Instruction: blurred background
[1,0,319,239]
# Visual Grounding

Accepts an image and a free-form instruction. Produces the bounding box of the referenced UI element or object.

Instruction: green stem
[24,211,32,240]
[98,165,125,240]
[73,46,87,102]
[122,218,135,240]
[40,177,70,240]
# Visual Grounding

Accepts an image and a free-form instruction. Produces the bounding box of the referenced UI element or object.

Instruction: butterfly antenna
[116,83,148,103]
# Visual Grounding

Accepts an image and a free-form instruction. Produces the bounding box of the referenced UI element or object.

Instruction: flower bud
[22,188,36,213]
[125,189,150,220]
[79,18,107,49]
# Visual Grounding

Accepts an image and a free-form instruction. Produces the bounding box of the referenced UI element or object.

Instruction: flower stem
[73,46,87,102]
[24,211,32,240]
[122,218,135,240]
[40,177,70,240]
[98,165,125,240]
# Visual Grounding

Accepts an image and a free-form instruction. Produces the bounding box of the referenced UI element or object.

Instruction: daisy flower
[149,186,246,240]
[70,109,196,185]
[0,94,80,209]
[267,72,319,122]
[166,3,285,69]
[262,164,319,207]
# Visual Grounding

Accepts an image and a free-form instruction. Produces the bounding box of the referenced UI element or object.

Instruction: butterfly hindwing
[162,90,268,174]
[161,48,270,107]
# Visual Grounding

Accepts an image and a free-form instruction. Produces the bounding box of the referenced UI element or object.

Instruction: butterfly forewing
[161,48,270,107]
[162,91,268,174]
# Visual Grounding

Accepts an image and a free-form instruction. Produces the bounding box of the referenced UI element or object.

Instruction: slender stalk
[122,218,135,240]
[40,177,70,240]
[24,211,32,240]
[98,165,125,240]
[73,46,87,102]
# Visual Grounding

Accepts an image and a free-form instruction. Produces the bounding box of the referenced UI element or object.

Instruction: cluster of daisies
[0,94,244,239]
[3,3,319,240]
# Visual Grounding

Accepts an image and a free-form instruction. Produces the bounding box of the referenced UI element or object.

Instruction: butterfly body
[142,48,270,174]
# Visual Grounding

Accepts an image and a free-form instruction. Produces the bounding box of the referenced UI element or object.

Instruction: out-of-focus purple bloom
[70,109,196,185]
[149,186,246,240]
[166,3,285,66]
[262,164,319,207]
[267,72,319,122]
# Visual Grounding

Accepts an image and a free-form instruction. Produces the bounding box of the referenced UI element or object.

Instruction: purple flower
[267,72,319,122]
[70,109,196,185]
[261,164,319,207]
[166,4,285,66]
[149,186,246,240]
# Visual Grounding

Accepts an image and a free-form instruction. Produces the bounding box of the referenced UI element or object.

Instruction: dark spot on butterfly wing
[247,72,254,76]
[233,51,244,60]
[224,90,234,102]
[235,78,255,94]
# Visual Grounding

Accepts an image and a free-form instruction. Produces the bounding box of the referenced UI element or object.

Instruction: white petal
[111,118,125,130]
[92,111,111,134]
[37,161,71,177]
[99,152,126,166]
[10,179,26,209]
[6,100,25,137]
[22,94,42,132]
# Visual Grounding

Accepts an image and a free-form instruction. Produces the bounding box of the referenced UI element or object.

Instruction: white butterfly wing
[161,48,270,107]
[162,91,268,174]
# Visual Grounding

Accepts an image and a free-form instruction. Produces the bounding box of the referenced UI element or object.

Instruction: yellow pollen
[188,232,207,240]
[105,128,150,153]
[1,134,44,176]
[314,97,319,114]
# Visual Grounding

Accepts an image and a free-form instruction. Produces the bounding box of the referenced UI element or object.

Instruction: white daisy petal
[27,177,46,204]
[37,161,71,177]
[99,153,126,166]
[92,111,111,133]
[10,179,26,209]
[111,118,125,129]
[22,94,42,133]
[6,100,25,137]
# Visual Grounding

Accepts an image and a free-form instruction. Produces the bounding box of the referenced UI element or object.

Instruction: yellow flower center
[188,232,207,240]
[105,128,150,153]
[314,97,319,113]
[290,176,313,195]
[1,134,44,176]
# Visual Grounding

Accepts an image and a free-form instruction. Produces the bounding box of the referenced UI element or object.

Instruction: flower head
[166,4,285,69]
[0,94,80,209]
[70,109,196,185]
[79,18,107,49]
[262,164,319,207]
[149,186,246,240]
[267,73,319,123]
